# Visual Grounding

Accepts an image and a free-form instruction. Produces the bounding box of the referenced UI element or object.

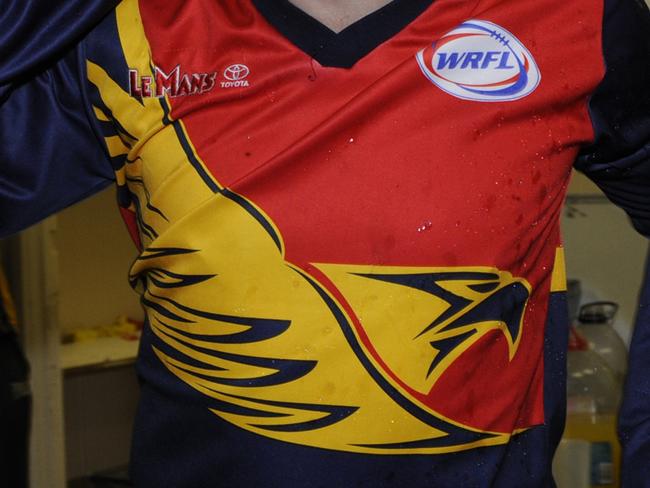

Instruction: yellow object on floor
[62,316,142,343]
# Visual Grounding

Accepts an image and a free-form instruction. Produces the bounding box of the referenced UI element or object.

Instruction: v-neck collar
[251,0,435,68]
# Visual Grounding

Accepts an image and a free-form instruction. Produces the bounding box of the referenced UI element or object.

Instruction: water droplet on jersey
[417,221,432,232]
[552,140,565,153]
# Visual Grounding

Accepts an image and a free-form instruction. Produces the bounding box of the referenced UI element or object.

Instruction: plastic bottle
[575,302,627,383]
[561,327,621,488]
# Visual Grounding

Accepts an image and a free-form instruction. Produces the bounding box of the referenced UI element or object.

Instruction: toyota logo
[223,64,250,81]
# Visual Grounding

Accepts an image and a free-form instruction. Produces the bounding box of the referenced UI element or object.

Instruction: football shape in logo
[416,20,541,102]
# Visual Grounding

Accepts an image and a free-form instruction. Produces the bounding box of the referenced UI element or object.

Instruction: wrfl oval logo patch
[416,20,541,102]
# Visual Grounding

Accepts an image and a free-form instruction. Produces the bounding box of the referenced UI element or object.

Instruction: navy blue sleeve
[574,0,650,237]
[619,249,650,487]
[0,1,119,91]
[574,1,650,484]
[0,1,120,237]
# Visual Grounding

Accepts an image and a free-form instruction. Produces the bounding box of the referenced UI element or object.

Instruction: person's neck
[287,0,393,33]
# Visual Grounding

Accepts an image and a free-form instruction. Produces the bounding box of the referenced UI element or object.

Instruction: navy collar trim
[251,0,435,68]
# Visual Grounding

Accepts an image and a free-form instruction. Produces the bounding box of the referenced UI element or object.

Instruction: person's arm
[574,0,650,484]
[574,0,650,236]
[618,250,650,484]
[0,0,120,237]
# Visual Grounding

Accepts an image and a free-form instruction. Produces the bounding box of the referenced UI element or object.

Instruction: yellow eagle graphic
[127,188,528,455]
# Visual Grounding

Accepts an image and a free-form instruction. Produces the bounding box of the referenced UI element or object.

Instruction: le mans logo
[129,64,251,98]
[416,19,541,102]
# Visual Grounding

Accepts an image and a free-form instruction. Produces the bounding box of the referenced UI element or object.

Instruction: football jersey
[1,0,650,486]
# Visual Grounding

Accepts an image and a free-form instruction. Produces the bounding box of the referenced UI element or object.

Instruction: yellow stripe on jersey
[104,135,130,158]
[113,0,219,195]
[85,0,215,243]
[551,247,567,292]
[92,105,110,121]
